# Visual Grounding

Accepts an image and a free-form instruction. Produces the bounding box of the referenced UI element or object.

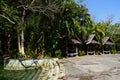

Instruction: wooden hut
[102,37,115,54]
[66,37,82,57]
[86,34,100,55]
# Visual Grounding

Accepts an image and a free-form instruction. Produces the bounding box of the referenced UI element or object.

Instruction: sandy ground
[62,54,120,80]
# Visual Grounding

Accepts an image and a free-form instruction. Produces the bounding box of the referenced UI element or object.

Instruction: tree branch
[0,14,15,24]
[30,0,36,6]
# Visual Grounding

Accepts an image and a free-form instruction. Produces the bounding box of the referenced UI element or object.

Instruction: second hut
[86,34,100,55]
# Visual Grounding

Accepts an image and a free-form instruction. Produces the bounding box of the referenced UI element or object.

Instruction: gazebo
[86,34,100,55]
[66,37,82,57]
[102,37,115,54]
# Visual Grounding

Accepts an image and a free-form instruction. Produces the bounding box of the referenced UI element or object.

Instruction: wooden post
[94,45,95,55]
[103,45,104,54]
[76,46,78,56]
[87,45,88,55]
[66,47,68,56]
[94,50,95,55]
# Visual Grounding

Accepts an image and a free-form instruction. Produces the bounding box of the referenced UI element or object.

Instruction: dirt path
[62,54,120,80]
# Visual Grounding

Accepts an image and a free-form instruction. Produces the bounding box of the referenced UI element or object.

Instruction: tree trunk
[20,8,25,55]
[17,25,21,53]
[7,34,11,53]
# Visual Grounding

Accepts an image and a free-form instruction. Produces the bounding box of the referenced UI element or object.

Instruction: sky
[76,0,120,24]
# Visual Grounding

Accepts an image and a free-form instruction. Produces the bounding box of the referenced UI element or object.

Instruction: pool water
[0,59,42,80]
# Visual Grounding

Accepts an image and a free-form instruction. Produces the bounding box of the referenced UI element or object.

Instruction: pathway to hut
[61,54,120,80]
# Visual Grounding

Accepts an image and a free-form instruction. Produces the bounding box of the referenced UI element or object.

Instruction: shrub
[9,49,20,59]
[95,51,100,55]
[111,47,116,54]
[55,50,62,58]
[45,52,52,58]
[25,48,37,59]
[78,50,85,56]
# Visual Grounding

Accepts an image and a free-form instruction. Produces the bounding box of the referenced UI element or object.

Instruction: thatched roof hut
[103,37,115,45]
[102,37,115,54]
[67,36,82,57]
[86,34,100,55]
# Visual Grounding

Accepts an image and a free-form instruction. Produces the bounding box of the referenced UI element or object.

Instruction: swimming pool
[0,59,42,80]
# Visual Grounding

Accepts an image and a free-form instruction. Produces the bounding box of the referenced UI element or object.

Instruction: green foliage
[9,50,22,59]
[55,50,62,58]
[45,52,52,58]
[95,51,100,55]
[25,48,37,58]
[78,50,85,56]
[0,0,95,58]
[1,0,120,58]
[111,47,116,54]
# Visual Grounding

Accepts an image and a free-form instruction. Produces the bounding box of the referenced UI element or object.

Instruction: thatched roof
[70,39,81,44]
[86,34,100,45]
[68,36,82,44]
[103,37,115,45]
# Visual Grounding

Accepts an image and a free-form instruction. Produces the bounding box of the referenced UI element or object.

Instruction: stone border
[4,58,65,80]
[4,58,58,70]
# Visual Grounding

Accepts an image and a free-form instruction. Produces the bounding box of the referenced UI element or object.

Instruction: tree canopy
[0,0,120,58]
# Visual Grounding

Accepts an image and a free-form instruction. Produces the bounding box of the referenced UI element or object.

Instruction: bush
[45,52,52,58]
[55,50,62,58]
[44,50,62,59]
[95,51,100,55]
[78,50,85,56]
[111,47,116,54]
[9,49,20,59]
[25,48,37,59]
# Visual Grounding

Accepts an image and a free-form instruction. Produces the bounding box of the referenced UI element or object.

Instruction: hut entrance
[103,45,111,54]
[68,44,76,53]
[67,44,78,56]
[87,44,97,55]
